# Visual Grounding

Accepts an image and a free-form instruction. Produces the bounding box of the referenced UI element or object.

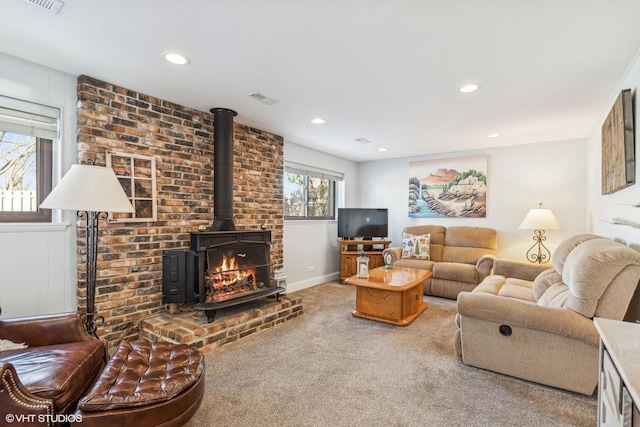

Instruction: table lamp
[518,203,561,264]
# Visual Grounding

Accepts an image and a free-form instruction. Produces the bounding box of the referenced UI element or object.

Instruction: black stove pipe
[210,107,238,231]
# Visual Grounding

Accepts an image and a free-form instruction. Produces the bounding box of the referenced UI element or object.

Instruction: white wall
[283,142,359,291]
[0,53,78,318]
[358,139,587,262]
[588,50,640,249]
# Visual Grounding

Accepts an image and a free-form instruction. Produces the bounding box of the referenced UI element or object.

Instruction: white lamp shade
[518,208,561,230]
[40,164,135,213]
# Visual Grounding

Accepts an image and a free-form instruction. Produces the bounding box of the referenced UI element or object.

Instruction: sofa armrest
[457,291,599,347]
[492,259,551,282]
[0,362,54,425]
[0,312,95,347]
[475,254,496,282]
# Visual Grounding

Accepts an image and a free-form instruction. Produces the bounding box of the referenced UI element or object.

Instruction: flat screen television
[337,208,388,240]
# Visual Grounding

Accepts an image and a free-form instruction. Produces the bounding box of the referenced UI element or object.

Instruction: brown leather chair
[1,309,205,427]
[0,309,108,424]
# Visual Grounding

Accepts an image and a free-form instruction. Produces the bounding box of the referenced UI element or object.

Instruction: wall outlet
[308,265,315,272]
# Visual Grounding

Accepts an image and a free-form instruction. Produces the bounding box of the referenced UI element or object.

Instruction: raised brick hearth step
[140,296,302,352]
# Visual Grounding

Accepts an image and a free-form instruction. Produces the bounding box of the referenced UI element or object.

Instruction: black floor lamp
[40,163,134,337]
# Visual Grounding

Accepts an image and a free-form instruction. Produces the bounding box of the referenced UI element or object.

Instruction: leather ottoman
[74,341,205,427]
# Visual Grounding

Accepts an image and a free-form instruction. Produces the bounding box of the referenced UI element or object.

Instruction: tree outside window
[0,131,52,222]
[284,171,335,219]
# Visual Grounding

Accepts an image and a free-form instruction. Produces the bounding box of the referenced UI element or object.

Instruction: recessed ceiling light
[378,148,387,152]
[459,84,480,93]
[310,118,326,124]
[163,52,190,65]
[488,133,500,138]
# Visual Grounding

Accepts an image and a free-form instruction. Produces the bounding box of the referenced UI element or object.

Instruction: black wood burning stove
[162,231,284,322]
[161,107,284,322]
[191,230,283,322]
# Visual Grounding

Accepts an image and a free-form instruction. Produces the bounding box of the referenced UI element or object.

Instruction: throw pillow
[401,232,430,260]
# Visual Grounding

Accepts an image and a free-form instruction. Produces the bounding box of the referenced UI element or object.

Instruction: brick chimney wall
[76,75,284,349]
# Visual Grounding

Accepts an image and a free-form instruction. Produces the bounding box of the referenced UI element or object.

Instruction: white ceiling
[2,0,640,162]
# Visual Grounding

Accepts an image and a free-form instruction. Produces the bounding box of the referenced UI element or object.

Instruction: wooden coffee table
[344,266,430,326]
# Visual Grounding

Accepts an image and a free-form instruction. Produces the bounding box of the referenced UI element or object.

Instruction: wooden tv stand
[339,239,392,282]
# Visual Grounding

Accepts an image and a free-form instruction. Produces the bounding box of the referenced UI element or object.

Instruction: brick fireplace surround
[76,75,292,350]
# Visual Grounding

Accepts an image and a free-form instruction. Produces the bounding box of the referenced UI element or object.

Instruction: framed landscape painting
[408,155,487,218]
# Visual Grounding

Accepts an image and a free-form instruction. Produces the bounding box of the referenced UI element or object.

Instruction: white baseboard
[286,272,340,293]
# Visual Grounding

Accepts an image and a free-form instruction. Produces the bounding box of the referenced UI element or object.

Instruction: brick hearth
[140,295,302,352]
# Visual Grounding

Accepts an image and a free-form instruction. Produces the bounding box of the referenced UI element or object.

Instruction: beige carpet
[189,282,597,427]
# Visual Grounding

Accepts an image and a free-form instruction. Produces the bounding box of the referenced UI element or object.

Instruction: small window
[284,163,342,220]
[0,96,58,223]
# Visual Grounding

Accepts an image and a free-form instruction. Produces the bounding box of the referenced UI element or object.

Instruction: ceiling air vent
[247,92,279,106]
[355,137,372,144]
[21,0,64,14]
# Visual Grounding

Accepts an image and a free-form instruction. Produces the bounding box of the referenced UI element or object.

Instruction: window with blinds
[0,95,59,222]
[284,162,342,220]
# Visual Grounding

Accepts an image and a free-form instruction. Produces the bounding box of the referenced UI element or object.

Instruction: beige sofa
[383,225,497,299]
[454,234,640,395]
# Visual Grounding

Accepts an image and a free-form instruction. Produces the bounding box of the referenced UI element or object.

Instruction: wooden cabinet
[339,240,391,282]
[594,318,640,427]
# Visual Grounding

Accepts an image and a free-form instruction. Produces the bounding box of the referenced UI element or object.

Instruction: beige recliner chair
[454,234,640,395]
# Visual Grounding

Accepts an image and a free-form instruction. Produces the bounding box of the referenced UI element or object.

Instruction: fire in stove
[205,254,265,303]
